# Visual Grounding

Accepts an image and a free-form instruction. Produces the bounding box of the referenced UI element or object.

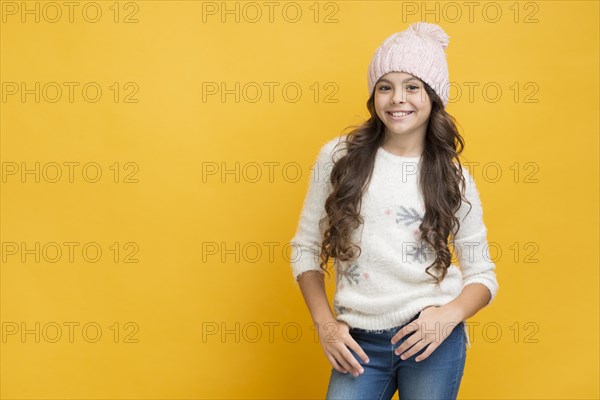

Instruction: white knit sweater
[289,135,499,349]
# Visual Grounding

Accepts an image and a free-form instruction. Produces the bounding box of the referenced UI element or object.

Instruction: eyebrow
[377,77,420,84]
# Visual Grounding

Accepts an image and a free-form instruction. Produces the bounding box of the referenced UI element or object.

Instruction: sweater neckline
[377,146,423,162]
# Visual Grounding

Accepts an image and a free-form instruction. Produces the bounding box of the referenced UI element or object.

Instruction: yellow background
[1,1,598,399]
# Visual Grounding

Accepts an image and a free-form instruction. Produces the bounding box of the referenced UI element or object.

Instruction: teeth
[389,111,412,117]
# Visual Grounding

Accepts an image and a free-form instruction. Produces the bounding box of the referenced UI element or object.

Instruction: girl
[289,22,499,400]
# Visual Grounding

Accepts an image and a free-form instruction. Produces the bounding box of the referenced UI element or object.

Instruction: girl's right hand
[315,319,369,377]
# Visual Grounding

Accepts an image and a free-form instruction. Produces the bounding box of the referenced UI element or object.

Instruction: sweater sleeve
[452,167,499,306]
[289,140,338,283]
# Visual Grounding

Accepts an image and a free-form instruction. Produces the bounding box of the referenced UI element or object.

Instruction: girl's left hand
[390,305,462,362]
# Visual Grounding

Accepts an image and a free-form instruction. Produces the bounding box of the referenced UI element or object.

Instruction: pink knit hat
[367,22,451,107]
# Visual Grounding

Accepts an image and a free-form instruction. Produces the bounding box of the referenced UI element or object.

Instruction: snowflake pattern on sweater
[336,263,361,287]
[335,262,370,289]
[395,205,422,226]
[391,205,434,263]
[334,298,352,315]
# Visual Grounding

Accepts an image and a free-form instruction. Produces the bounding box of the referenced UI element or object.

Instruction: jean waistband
[350,319,464,334]
[349,312,421,334]
[350,326,399,334]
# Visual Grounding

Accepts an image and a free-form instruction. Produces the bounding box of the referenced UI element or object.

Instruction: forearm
[443,283,492,322]
[297,271,336,327]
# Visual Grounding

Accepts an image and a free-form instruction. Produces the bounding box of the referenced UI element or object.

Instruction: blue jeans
[326,311,467,400]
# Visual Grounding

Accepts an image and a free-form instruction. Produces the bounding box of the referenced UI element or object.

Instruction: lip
[386,111,414,120]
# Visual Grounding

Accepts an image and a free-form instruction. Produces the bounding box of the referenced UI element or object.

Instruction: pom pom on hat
[410,21,450,50]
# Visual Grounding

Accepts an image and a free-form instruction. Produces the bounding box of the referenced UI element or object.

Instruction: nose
[391,89,406,104]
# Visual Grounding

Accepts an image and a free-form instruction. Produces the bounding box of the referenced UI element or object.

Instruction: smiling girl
[289,22,499,399]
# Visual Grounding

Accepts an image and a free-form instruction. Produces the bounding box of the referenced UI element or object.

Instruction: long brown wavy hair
[317,81,473,287]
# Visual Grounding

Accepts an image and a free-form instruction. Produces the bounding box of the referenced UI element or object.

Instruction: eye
[378,85,391,91]
[407,84,419,91]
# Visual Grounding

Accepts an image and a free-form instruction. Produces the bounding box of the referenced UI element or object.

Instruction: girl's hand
[390,305,462,362]
[315,319,369,377]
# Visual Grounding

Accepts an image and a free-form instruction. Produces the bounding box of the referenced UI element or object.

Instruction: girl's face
[374,71,432,139]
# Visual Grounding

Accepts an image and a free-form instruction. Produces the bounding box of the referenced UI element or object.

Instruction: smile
[387,111,414,120]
